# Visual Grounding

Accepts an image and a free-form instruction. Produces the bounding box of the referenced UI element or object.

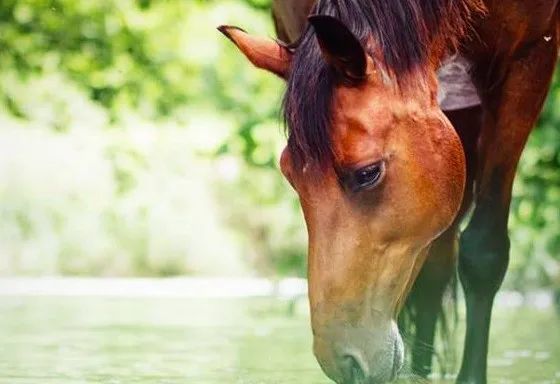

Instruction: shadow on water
[0,296,558,384]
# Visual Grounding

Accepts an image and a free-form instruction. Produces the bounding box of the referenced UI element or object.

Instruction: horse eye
[354,162,384,190]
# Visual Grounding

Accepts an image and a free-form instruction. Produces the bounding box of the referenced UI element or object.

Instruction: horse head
[220,11,466,384]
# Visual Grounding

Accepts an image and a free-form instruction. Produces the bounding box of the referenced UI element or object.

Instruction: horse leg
[409,226,459,377]
[456,33,558,384]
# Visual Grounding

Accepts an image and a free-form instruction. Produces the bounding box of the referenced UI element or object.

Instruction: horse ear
[308,15,367,83]
[218,25,293,79]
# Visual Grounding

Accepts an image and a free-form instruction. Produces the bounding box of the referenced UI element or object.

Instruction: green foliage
[0,0,274,119]
[0,0,301,276]
[509,70,560,290]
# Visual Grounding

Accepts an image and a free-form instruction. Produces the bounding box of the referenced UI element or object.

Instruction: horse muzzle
[313,320,404,384]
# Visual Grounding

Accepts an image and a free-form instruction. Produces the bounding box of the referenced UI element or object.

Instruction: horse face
[220,18,465,383]
[280,74,465,382]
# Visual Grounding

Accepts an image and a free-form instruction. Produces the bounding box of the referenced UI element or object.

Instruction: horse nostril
[343,354,366,383]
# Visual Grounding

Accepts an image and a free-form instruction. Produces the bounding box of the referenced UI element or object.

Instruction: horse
[219,0,559,383]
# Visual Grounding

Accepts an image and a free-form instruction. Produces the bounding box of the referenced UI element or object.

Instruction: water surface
[0,297,558,383]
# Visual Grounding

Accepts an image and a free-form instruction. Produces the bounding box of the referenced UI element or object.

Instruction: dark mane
[283,0,484,166]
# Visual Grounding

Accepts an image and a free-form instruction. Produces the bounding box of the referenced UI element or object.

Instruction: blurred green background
[0,0,558,292]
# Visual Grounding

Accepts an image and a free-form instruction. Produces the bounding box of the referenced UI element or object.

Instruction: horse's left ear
[218,26,293,79]
[308,15,367,83]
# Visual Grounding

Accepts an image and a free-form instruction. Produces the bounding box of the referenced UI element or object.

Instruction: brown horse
[219,1,559,383]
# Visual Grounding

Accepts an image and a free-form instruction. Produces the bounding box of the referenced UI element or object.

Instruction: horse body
[220,1,559,383]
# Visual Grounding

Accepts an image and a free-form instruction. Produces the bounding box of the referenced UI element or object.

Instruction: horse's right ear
[218,26,293,79]
[308,15,367,83]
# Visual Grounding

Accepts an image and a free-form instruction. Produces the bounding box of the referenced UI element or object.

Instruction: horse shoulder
[471,0,559,55]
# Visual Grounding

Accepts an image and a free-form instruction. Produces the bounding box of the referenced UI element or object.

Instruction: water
[0,296,558,383]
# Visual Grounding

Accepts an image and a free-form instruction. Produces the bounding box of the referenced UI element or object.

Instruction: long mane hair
[283,0,485,166]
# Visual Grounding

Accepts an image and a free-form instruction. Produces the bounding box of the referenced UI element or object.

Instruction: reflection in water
[0,297,558,383]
